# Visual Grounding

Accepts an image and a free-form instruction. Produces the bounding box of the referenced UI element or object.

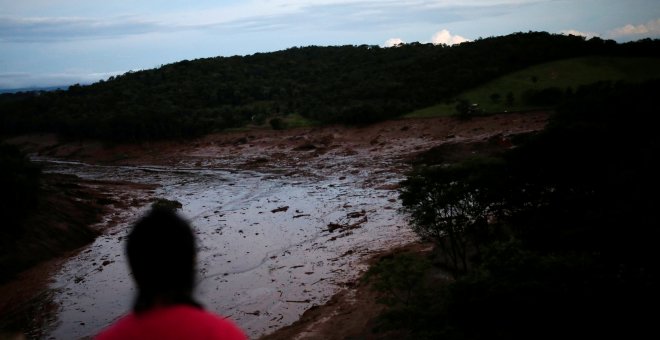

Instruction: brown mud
[9,112,547,170]
[1,112,548,339]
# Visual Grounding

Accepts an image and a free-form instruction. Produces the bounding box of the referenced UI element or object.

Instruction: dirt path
[3,112,549,338]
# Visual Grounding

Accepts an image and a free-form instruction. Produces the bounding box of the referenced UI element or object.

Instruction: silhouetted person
[96,207,246,340]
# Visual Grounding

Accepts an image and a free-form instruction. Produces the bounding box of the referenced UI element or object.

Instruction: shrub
[269,117,286,130]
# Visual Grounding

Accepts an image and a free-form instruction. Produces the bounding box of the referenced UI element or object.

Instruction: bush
[269,117,286,130]
[363,253,449,338]
[0,144,41,237]
[394,80,660,338]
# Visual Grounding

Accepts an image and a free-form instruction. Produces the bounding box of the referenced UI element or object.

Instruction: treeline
[1,32,659,141]
[366,79,660,339]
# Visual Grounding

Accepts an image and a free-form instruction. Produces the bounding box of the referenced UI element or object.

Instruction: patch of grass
[404,56,660,118]
[405,103,457,118]
[280,113,319,129]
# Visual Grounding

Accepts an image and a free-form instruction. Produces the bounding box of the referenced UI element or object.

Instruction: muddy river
[35,158,416,339]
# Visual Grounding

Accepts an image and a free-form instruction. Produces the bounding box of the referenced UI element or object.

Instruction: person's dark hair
[126,207,201,313]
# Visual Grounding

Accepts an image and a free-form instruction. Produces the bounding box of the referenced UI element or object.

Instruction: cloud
[561,29,599,39]
[431,29,469,45]
[0,1,547,42]
[383,37,404,47]
[609,18,660,38]
[0,15,164,42]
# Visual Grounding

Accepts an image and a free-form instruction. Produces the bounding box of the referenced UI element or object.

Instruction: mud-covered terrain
[2,112,547,339]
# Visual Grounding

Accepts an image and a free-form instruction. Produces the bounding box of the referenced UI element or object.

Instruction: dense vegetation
[0,144,41,238]
[406,56,660,117]
[0,144,42,281]
[366,80,660,339]
[0,145,103,284]
[1,32,659,141]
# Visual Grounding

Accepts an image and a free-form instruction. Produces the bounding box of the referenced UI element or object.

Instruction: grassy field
[280,113,319,128]
[405,56,660,118]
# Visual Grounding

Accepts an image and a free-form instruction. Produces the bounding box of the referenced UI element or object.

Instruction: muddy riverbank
[2,112,548,339]
[0,173,155,338]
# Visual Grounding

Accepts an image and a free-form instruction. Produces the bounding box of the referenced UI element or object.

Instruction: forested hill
[1,32,659,141]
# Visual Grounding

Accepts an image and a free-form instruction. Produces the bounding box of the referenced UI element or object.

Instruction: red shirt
[95,305,247,340]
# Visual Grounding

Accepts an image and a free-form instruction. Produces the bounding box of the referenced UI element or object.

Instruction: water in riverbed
[35,159,415,339]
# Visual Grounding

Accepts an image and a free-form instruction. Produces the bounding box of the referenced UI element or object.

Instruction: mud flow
[23,113,547,338]
[36,158,415,339]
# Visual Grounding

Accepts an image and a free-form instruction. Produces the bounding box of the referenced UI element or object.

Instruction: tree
[400,157,506,272]
[455,99,471,120]
[505,91,514,106]
[269,117,286,130]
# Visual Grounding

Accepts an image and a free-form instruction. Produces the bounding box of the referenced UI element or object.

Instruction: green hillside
[406,56,660,118]
[2,33,659,142]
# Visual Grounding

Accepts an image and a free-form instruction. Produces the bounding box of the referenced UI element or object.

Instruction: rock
[151,198,182,211]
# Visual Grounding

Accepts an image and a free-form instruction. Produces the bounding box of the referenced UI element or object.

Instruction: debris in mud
[329,231,353,241]
[329,250,354,261]
[293,143,317,151]
[285,299,311,303]
[376,183,400,190]
[271,206,289,213]
[234,137,249,145]
[251,157,269,164]
[326,210,368,233]
[293,214,310,219]
[346,210,366,219]
[342,148,358,156]
[151,198,182,211]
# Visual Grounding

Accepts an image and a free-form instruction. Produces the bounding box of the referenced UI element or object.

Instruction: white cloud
[431,29,469,45]
[609,18,660,38]
[383,37,404,47]
[561,29,599,39]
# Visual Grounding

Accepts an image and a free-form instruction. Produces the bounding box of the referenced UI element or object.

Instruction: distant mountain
[1,32,659,142]
[0,85,70,94]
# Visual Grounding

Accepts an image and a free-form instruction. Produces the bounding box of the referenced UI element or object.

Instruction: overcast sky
[1,0,659,90]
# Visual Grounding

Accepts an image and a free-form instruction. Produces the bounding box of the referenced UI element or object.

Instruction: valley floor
[2,112,548,339]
